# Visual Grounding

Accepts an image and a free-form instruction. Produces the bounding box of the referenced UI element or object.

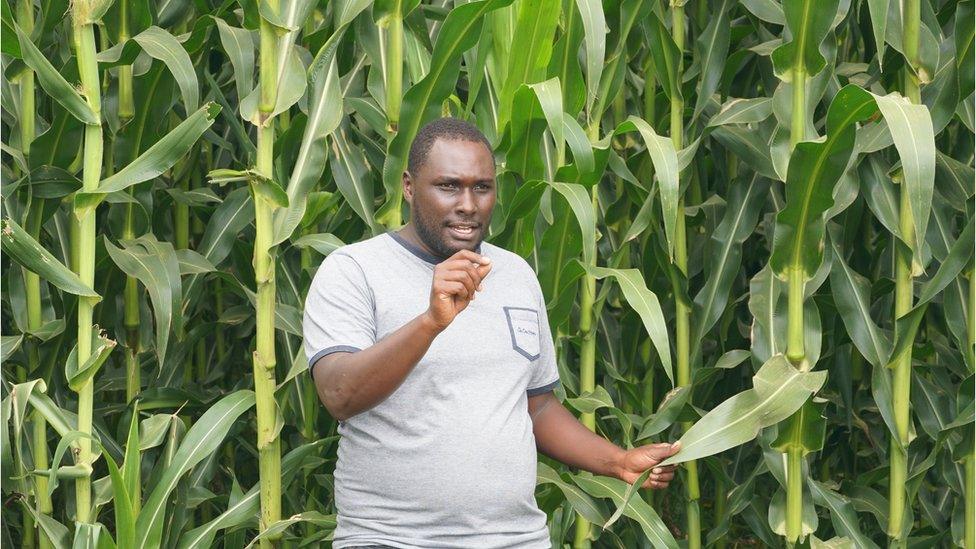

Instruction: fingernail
[653,468,661,474]
[483,256,491,263]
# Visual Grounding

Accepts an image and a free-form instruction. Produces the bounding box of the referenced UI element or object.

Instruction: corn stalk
[69,0,103,525]
[252,5,283,545]
[888,0,920,543]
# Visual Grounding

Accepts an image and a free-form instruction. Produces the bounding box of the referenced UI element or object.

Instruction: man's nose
[455,188,477,214]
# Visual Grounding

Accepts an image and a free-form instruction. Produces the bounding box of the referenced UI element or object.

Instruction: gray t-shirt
[303,230,561,549]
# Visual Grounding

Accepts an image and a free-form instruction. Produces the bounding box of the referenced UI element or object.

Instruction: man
[303,117,680,548]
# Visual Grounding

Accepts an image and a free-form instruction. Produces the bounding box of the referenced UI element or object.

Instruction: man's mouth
[447,223,479,239]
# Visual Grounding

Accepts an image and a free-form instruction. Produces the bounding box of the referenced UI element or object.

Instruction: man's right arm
[309,249,492,421]
[311,311,443,421]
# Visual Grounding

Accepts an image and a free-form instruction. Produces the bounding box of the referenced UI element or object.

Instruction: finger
[436,280,469,301]
[441,270,478,298]
[650,481,669,490]
[441,260,488,289]
[446,249,492,267]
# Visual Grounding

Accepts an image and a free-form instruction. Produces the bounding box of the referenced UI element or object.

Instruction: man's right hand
[426,249,492,330]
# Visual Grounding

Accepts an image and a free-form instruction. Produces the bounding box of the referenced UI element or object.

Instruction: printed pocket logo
[504,306,540,360]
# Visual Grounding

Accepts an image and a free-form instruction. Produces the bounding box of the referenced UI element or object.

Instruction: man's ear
[402,171,413,204]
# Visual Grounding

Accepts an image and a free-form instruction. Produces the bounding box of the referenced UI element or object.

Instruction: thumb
[668,441,682,455]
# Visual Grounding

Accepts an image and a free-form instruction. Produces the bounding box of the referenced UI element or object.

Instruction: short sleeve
[527,280,561,396]
[303,252,376,373]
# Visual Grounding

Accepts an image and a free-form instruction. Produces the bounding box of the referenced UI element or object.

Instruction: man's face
[404,138,496,258]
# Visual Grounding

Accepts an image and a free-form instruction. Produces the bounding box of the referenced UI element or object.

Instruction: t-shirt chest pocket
[503,306,540,360]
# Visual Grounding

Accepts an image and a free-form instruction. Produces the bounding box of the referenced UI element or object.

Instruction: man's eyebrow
[432,176,494,185]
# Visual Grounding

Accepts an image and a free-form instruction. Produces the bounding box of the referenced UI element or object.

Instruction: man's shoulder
[311,233,391,282]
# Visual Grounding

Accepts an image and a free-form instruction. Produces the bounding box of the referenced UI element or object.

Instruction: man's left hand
[613,442,681,490]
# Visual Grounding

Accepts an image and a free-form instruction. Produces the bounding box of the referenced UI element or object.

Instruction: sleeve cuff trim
[308,345,363,369]
[526,378,561,396]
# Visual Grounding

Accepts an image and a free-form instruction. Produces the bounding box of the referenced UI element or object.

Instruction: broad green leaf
[549,182,595,264]
[770,0,841,80]
[573,473,678,548]
[637,386,691,440]
[573,0,605,118]
[866,0,888,66]
[272,24,347,245]
[244,512,337,548]
[15,26,99,125]
[578,263,672,386]
[292,233,346,257]
[956,1,974,99]
[496,0,561,133]
[642,12,680,101]
[536,462,608,525]
[602,117,679,259]
[214,19,255,101]
[771,398,826,455]
[175,438,336,549]
[827,226,891,369]
[770,86,933,278]
[75,103,220,215]
[706,98,774,127]
[104,234,182,368]
[692,0,732,123]
[64,326,116,391]
[135,391,256,548]
[808,480,881,549]
[1,218,99,299]
[871,93,936,262]
[126,26,200,112]
[329,124,378,232]
[565,385,614,414]
[691,175,768,362]
[660,355,827,466]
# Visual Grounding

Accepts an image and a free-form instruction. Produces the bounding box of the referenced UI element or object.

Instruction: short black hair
[407,117,493,175]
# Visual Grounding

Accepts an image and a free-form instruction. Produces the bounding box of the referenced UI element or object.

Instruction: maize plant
[1,0,973,547]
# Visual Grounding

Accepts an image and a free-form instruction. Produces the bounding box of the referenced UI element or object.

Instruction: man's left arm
[528,391,679,489]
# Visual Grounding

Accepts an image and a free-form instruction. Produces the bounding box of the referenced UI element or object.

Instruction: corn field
[0,0,973,546]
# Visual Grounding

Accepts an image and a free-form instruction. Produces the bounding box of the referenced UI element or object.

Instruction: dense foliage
[1,0,973,547]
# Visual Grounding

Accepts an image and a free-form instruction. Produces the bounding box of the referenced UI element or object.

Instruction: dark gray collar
[386,230,483,265]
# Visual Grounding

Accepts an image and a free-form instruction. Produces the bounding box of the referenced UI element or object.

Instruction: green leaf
[75,103,220,215]
[15,25,99,125]
[770,0,841,80]
[98,26,200,112]
[771,86,934,278]
[771,398,826,455]
[536,462,608,525]
[1,218,99,299]
[637,385,691,440]
[565,385,614,414]
[573,0,605,118]
[605,117,679,260]
[292,233,346,257]
[692,0,732,123]
[272,25,347,245]
[573,473,678,548]
[104,235,182,368]
[135,391,256,548]
[871,93,936,262]
[578,263,673,386]
[691,175,768,361]
[64,326,117,392]
[808,479,881,549]
[243,512,337,548]
[659,355,827,466]
[496,0,561,133]
[642,12,680,101]
[549,181,596,264]
[214,19,256,101]
[707,98,774,127]
[329,124,379,232]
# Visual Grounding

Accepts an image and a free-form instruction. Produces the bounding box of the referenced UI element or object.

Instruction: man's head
[403,117,496,259]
